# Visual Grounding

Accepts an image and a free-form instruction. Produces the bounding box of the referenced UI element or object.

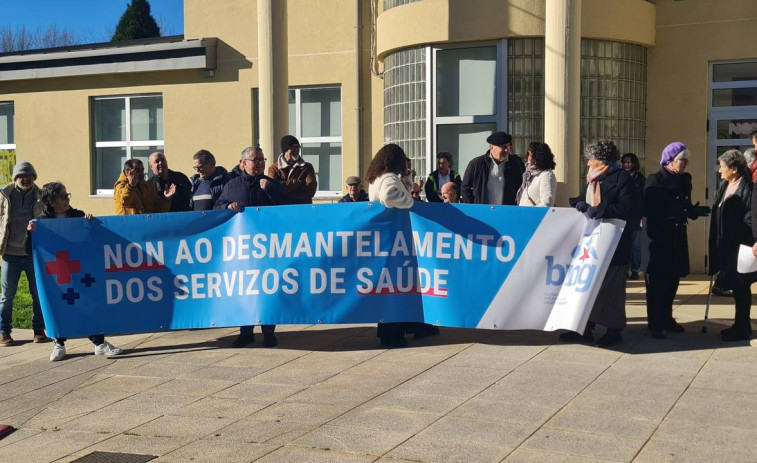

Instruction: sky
[2,0,185,43]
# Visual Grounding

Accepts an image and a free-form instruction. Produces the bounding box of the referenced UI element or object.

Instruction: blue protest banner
[31,203,623,338]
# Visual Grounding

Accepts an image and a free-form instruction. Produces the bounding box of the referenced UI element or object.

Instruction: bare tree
[0,24,81,53]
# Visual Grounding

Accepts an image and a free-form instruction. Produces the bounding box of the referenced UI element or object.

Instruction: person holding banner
[516,142,557,207]
[215,147,285,348]
[644,142,710,339]
[560,141,638,347]
[366,143,439,347]
[26,182,123,360]
[709,150,756,342]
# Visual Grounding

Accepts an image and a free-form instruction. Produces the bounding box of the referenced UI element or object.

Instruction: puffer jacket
[0,183,43,257]
[113,172,171,215]
[268,154,317,204]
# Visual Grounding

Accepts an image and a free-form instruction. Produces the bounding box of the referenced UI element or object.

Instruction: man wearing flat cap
[0,162,50,346]
[268,135,318,204]
[338,176,369,203]
[461,131,525,205]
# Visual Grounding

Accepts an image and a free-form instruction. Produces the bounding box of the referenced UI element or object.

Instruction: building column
[544,0,581,205]
[257,0,289,160]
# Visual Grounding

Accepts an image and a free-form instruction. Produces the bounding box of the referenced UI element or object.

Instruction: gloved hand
[694,202,711,218]
[584,206,599,219]
[575,201,589,213]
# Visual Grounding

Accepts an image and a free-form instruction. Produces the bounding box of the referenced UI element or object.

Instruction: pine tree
[111,0,161,42]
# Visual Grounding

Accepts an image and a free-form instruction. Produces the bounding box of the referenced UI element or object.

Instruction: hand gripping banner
[31,203,624,338]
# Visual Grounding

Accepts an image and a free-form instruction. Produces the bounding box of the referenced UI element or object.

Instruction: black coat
[708,178,757,289]
[644,168,705,277]
[627,170,646,231]
[213,171,285,210]
[461,152,525,205]
[585,169,639,265]
[424,168,462,203]
[338,191,369,203]
[150,170,193,212]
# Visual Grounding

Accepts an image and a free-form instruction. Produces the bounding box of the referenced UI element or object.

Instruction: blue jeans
[630,229,642,273]
[0,254,45,334]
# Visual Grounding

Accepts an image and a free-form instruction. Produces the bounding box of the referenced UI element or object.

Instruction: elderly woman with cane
[644,142,710,339]
[709,150,756,341]
[559,141,638,347]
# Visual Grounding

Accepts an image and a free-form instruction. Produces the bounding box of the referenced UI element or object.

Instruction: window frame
[91,94,164,197]
[429,40,507,176]
[289,85,343,199]
[0,101,15,152]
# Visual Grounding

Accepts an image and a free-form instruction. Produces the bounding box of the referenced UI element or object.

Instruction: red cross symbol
[578,248,591,261]
[45,251,81,285]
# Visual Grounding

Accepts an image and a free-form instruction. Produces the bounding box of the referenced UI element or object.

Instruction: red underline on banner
[359,288,448,298]
[105,264,165,273]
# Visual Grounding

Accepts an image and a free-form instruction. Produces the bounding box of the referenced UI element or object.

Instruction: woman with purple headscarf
[644,142,710,339]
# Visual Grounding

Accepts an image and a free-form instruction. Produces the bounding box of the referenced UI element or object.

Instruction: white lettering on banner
[106,277,162,304]
[356,264,449,297]
[172,269,300,299]
[104,241,164,271]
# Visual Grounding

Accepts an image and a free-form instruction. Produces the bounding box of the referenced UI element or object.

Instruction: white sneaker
[50,342,66,361]
[94,341,122,356]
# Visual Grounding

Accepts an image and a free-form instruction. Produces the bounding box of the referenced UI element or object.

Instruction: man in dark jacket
[190,149,230,211]
[268,135,318,204]
[149,152,193,212]
[424,152,461,202]
[461,132,525,205]
[338,176,369,203]
[214,146,285,348]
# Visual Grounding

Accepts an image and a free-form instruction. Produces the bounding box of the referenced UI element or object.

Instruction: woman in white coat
[365,143,439,347]
[516,142,557,207]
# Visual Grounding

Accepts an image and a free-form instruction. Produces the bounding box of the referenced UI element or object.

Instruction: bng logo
[545,233,599,293]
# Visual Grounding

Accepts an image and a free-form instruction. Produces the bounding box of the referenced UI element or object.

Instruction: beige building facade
[0,0,756,272]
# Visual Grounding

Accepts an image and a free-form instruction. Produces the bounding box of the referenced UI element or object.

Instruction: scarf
[586,162,621,206]
[515,162,536,205]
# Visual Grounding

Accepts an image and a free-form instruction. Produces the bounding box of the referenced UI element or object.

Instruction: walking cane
[702,274,713,334]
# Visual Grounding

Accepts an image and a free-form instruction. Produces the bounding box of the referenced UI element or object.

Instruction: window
[0,102,15,184]
[288,87,342,197]
[92,95,163,195]
[433,44,503,173]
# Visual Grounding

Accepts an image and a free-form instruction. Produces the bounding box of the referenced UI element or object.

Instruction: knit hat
[280,135,300,154]
[12,161,37,180]
[486,131,512,146]
[660,142,689,166]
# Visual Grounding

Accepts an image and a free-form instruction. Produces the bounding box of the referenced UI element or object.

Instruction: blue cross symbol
[62,288,80,305]
[81,273,95,287]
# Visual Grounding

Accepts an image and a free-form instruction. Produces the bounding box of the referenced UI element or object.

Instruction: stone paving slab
[0,276,756,462]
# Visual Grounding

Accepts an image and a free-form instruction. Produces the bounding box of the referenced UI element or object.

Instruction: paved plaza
[0,276,756,462]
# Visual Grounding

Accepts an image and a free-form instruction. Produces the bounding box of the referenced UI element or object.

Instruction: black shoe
[712,286,734,297]
[380,337,409,348]
[231,335,255,348]
[559,330,594,343]
[629,271,639,280]
[263,334,278,348]
[414,325,440,339]
[649,329,666,339]
[722,329,751,342]
[665,322,685,333]
[597,329,623,347]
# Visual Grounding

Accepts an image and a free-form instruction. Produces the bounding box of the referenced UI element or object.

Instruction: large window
[288,87,342,197]
[92,95,163,195]
[0,102,15,184]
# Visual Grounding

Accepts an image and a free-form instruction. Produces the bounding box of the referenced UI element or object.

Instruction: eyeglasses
[192,164,206,171]
[57,193,71,200]
[244,158,267,164]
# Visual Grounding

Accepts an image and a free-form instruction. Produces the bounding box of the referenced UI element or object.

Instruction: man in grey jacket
[0,162,49,346]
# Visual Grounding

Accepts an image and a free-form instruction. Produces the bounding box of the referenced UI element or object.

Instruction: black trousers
[239,325,275,336]
[55,334,105,346]
[645,272,680,331]
[732,286,752,330]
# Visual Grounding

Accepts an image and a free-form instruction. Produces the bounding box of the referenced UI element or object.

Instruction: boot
[597,328,623,347]
[559,322,595,343]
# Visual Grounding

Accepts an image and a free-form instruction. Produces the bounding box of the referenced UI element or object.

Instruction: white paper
[737,245,757,273]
